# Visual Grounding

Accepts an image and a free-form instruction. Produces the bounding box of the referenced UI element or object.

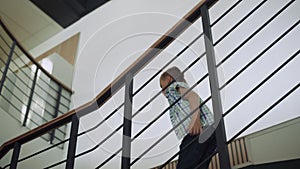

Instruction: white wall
[47,52,74,88]
[25,0,300,168]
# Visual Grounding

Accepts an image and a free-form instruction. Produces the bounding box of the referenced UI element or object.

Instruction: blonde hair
[160,66,186,83]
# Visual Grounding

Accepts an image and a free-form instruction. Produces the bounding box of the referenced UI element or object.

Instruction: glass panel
[61,89,72,101]
[0,26,13,56]
[44,102,56,117]
[1,85,27,123]
[58,104,69,115]
[26,109,47,129]
[36,81,57,107]
[0,67,35,124]
[55,126,66,140]
[0,45,8,76]
[29,92,56,127]
[59,96,70,111]
[25,115,41,130]
[42,133,51,143]
[52,125,68,149]
[0,84,14,112]
[9,50,31,77]
[49,85,59,100]
[34,84,58,109]
[38,72,59,97]
[0,94,22,122]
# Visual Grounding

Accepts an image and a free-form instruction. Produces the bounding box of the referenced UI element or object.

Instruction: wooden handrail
[0,0,218,159]
[0,18,73,93]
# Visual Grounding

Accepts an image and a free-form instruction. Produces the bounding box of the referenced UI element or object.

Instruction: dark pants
[176,133,217,169]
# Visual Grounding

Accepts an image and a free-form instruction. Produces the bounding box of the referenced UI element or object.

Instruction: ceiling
[0,0,109,52]
[0,0,62,51]
[30,0,110,28]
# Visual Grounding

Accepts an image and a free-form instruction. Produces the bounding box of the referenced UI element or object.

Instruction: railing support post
[10,142,21,169]
[201,4,231,169]
[50,85,62,144]
[0,41,16,95]
[66,115,79,169]
[22,67,39,126]
[121,73,133,169]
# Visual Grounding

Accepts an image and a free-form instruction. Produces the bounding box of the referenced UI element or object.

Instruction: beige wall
[32,32,80,66]
[245,117,300,165]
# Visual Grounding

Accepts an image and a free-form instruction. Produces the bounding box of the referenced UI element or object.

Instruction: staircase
[0,0,299,168]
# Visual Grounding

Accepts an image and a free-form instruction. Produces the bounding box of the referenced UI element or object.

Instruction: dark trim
[121,73,133,169]
[201,3,231,169]
[10,142,21,169]
[30,0,111,28]
[22,68,39,127]
[66,115,79,169]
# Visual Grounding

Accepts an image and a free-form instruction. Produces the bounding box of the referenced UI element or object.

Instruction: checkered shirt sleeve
[166,82,214,139]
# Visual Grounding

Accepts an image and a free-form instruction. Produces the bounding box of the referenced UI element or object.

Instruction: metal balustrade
[0,0,299,169]
[0,19,73,149]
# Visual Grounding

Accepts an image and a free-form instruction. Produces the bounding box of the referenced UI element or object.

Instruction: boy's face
[160,75,172,97]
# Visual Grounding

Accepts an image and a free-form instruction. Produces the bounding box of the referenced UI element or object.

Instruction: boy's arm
[178,87,203,135]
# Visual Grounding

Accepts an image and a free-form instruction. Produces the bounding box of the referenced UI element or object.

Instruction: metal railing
[0,18,73,148]
[154,0,299,168]
[0,0,299,169]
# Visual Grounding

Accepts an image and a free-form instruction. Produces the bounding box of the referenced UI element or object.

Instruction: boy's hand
[178,87,203,135]
[189,116,203,135]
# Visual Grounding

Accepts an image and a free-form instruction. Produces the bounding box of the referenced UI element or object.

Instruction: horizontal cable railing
[152,0,299,168]
[213,0,268,47]
[228,80,300,143]
[215,0,295,67]
[1,0,299,168]
[224,47,299,117]
[94,74,210,169]
[42,10,212,169]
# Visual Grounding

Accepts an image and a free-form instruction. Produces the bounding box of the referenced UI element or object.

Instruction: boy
[160,66,216,169]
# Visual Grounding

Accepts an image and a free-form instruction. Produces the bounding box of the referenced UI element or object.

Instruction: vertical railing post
[66,115,79,169]
[50,85,62,144]
[10,142,21,169]
[22,67,39,126]
[201,4,231,169]
[0,41,16,95]
[121,72,133,169]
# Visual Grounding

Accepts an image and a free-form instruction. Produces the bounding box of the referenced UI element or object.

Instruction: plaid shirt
[166,82,214,140]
